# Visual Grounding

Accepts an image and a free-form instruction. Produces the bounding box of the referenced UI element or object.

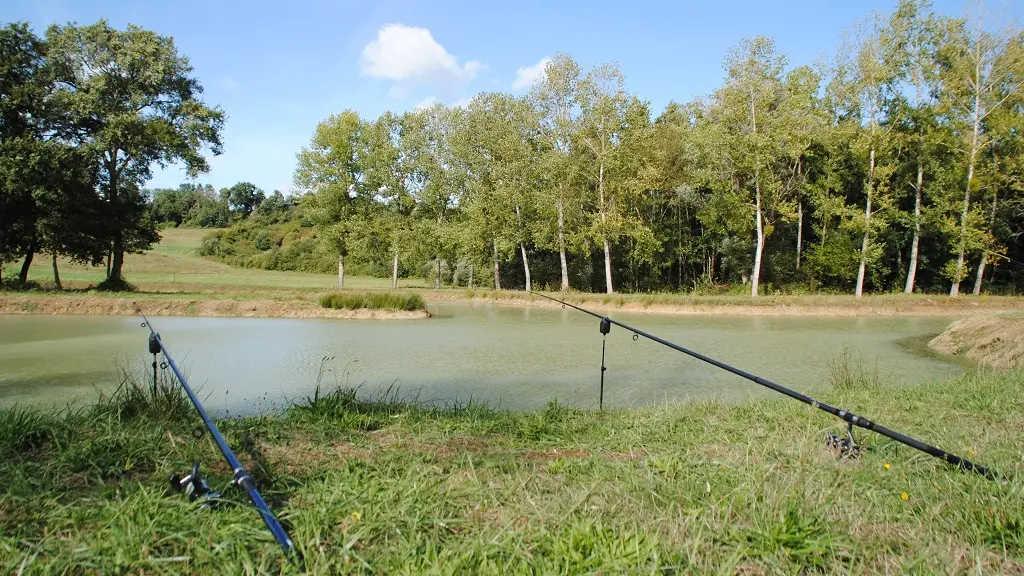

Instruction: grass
[1,365,1022,573]
[1,228,426,294]
[320,291,426,312]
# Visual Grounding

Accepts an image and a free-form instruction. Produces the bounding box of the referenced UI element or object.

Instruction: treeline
[0,21,222,289]
[149,182,290,228]
[249,0,1020,296]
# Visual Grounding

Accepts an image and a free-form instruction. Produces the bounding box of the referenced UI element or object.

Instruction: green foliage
[43,20,224,282]
[319,291,425,311]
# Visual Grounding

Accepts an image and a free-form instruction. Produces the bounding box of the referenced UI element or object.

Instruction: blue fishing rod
[530,291,997,480]
[135,304,297,556]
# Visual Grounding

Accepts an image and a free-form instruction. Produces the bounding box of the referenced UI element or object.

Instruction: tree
[0,23,106,287]
[530,53,583,290]
[887,0,944,293]
[0,23,48,284]
[710,36,791,297]
[226,182,265,217]
[460,93,543,291]
[830,17,899,297]
[45,20,224,286]
[936,9,1024,296]
[294,110,363,287]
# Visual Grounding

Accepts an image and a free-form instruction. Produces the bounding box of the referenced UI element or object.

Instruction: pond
[0,303,961,414]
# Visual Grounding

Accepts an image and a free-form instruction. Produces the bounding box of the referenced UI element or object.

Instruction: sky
[4,0,1023,195]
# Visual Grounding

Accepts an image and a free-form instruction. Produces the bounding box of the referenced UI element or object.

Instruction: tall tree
[830,16,899,297]
[294,110,363,287]
[711,36,790,297]
[531,53,582,291]
[887,0,943,293]
[936,9,1024,296]
[576,63,655,294]
[45,20,224,286]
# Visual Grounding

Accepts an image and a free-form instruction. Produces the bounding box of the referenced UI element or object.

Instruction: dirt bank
[0,295,430,320]
[425,291,1023,317]
[929,314,1024,369]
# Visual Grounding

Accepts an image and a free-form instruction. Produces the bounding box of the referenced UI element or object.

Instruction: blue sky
[4,0,1022,195]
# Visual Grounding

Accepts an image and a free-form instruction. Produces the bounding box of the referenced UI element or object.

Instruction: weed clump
[319,291,425,311]
[827,345,887,391]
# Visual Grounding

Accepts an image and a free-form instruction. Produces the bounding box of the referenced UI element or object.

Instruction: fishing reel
[825,423,860,458]
[170,462,221,507]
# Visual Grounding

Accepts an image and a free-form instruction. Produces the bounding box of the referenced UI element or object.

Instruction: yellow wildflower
[900,491,909,501]
[883,463,891,470]
[351,510,362,522]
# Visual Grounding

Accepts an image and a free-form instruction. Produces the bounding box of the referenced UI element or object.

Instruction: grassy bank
[1,369,1021,573]
[5,229,1024,319]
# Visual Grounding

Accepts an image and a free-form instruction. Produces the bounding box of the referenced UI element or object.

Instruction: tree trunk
[337,253,345,288]
[796,199,803,271]
[751,176,764,298]
[18,241,36,283]
[434,259,440,289]
[107,159,125,282]
[855,145,875,298]
[795,159,803,271]
[468,264,474,289]
[905,163,924,294]
[973,191,998,295]
[105,249,111,279]
[602,237,613,294]
[51,252,62,290]
[598,162,613,294]
[391,252,399,289]
[493,240,501,290]
[951,54,982,298]
[520,243,532,292]
[557,199,569,290]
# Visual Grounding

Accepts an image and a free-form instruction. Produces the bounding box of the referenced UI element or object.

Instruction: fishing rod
[134,304,297,556]
[530,291,997,480]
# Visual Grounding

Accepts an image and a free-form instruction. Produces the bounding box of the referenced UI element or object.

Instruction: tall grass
[827,345,888,390]
[319,291,425,311]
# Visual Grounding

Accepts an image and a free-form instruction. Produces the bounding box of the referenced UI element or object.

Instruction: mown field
[1,366,1021,574]
[1,228,426,294]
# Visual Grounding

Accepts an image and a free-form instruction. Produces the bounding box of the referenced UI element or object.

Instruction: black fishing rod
[134,304,297,556]
[530,291,996,480]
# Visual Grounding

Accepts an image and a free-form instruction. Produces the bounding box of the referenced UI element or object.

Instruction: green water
[0,304,960,413]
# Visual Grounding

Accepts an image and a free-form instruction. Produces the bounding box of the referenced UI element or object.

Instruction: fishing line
[134,303,297,556]
[530,291,997,480]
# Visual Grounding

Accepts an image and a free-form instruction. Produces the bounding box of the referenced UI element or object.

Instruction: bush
[319,291,425,311]
[253,230,272,251]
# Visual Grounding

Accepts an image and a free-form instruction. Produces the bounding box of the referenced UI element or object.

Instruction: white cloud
[360,24,484,98]
[413,96,439,111]
[511,57,551,90]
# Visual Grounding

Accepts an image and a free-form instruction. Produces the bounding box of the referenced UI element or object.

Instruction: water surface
[0,304,959,414]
